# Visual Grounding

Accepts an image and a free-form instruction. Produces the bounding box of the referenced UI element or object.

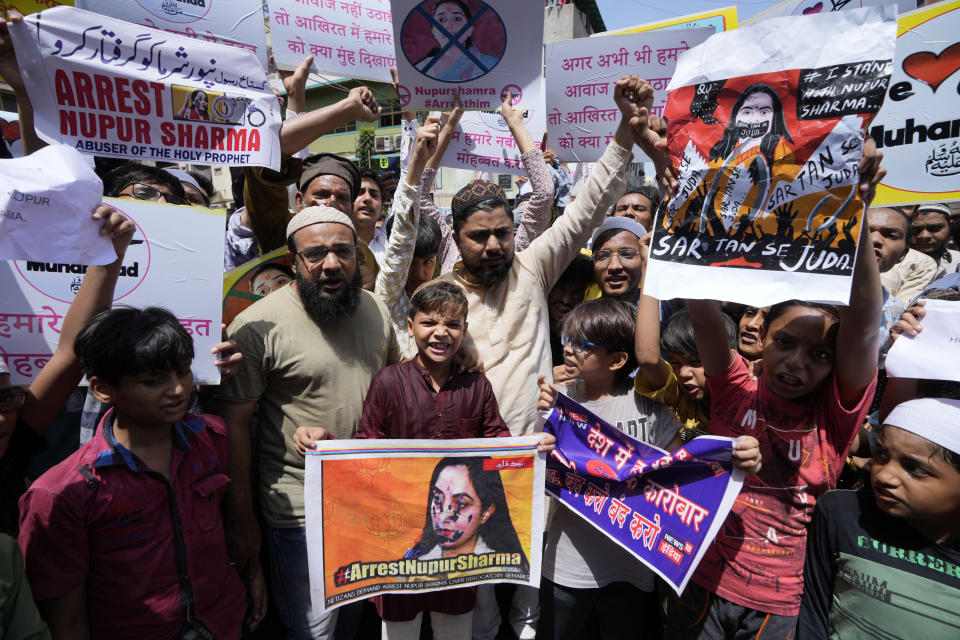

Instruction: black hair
[417,0,476,64]
[554,254,593,292]
[661,308,737,360]
[187,170,213,203]
[248,262,294,293]
[102,164,187,201]
[709,84,794,169]
[765,300,840,329]
[617,185,662,218]
[358,168,384,198]
[410,456,529,571]
[932,444,960,474]
[409,280,468,320]
[560,298,638,380]
[452,196,512,235]
[386,212,441,258]
[74,307,194,385]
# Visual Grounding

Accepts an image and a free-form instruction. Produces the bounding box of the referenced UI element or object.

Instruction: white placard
[743,0,911,25]
[391,0,543,111]
[0,144,115,264]
[270,0,395,82]
[11,7,281,169]
[440,107,546,176]
[76,0,269,69]
[0,198,226,385]
[885,299,960,381]
[544,28,712,163]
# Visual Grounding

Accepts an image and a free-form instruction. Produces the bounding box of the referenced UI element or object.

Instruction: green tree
[356,127,376,169]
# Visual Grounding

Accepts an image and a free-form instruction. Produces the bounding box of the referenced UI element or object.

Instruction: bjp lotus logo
[363,511,406,547]
[354,458,391,484]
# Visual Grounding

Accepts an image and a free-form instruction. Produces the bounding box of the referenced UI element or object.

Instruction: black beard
[736,121,769,140]
[296,268,362,324]
[463,255,513,285]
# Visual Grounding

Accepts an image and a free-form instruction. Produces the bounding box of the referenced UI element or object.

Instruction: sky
[594,0,787,31]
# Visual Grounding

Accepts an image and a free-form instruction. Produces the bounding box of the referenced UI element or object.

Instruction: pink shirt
[693,355,875,616]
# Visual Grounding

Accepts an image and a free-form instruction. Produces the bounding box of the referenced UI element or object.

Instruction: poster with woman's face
[391,0,543,110]
[222,247,294,327]
[643,6,897,307]
[303,437,545,614]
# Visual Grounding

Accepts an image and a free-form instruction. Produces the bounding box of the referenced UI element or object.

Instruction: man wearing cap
[589,216,647,305]
[437,76,657,640]
[216,206,400,638]
[911,203,960,279]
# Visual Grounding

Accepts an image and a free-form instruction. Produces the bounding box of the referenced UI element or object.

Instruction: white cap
[884,397,960,455]
[164,168,202,193]
[591,216,648,248]
[286,205,356,241]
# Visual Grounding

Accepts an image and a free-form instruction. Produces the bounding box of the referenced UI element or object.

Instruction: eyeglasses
[123,183,188,206]
[615,203,649,213]
[560,336,597,354]
[592,248,641,266]
[0,388,27,412]
[295,244,359,265]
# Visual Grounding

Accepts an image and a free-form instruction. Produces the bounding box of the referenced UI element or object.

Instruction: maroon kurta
[356,358,510,621]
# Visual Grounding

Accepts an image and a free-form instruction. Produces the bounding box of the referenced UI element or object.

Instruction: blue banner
[543,393,744,594]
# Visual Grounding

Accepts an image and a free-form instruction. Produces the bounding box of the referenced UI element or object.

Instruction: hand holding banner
[542,393,743,594]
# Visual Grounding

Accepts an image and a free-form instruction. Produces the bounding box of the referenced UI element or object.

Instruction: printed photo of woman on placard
[402,0,506,83]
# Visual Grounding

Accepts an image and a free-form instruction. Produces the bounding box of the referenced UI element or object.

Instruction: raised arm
[422,97,464,273]
[20,207,133,432]
[685,300,737,377]
[501,95,552,252]
[0,12,44,155]
[635,237,672,388]
[835,139,884,408]
[279,86,381,155]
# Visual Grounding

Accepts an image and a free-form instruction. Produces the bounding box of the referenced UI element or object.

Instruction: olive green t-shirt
[220,284,400,527]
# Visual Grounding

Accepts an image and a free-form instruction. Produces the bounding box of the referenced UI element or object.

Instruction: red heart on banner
[1,119,19,143]
[903,42,960,92]
[802,2,824,14]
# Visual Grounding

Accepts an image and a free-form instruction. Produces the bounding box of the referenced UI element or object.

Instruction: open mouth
[428,341,451,356]
[872,486,901,509]
[775,372,805,391]
[164,398,188,414]
[740,333,758,345]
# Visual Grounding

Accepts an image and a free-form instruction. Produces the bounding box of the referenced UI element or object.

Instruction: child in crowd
[18,307,250,639]
[736,306,768,361]
[537,298,761,640]
[911,203,959,278]
[294,281,554,640]
[668,206,882,637]
[798,397,960,639]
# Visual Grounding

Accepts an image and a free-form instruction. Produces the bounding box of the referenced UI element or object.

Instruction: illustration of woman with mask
[414,0,500,82]
[406,456,528,570]
[176,89,211,122]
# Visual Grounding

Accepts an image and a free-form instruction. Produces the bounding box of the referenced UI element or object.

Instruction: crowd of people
[1,6,959,640]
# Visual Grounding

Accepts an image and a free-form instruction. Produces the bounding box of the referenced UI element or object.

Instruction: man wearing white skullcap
[798,397,960,639]
[216,200,401,637]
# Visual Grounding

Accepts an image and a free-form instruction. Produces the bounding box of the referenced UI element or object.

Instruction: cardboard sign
[76,0,269,69]
[543,394,743,595]
[439,107,546,176]
[270,0,395,82]
[0,197,225,385]
[869,0,960,205]
[885,299,960,381]
[391,0,543,111]
[11,7,282,169]
[742,0,911,26]
[544,28,712,163]
[597,6,738,36]
[305,437,545,613]
[643,6,897,307]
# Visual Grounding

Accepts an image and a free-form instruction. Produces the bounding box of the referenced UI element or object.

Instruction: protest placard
[76,0,268,69]
[0,197,225,385]
[544,28,712,164]
[0,0,71,15]
[596,6,738,36]
[10,7,282,169]
[304,436,545,613]
[743,0,911,26]
[542,393,743,594]
[440,107,546,176]
[0,144,115,264]
[269,0,395,83]
[390,0,543,111]
[222,247,293,327]
[885,299,960,382]
[643,6,897,307]
[868,0,960,206]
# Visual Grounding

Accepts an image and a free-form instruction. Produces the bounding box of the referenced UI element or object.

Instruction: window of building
[379,101,402,128]
[334,120,357,134]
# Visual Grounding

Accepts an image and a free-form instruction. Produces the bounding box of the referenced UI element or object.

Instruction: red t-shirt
[18,411,246,640]
[692,355,875,616]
